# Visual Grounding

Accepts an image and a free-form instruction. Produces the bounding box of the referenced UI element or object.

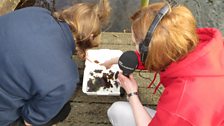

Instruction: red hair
[131,2,198,72]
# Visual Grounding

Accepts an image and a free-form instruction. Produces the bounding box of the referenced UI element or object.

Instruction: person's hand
[100,60,113,69]
[24,120,32,126]
[118,72,138,94]
[100,57,119,69]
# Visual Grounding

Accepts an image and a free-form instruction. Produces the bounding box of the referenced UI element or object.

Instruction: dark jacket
[0,7,79,125]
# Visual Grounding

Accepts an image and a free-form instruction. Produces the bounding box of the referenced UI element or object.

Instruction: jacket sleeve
[16,37,79,125]
[18,53,79,125]
[149,108,193,126]
[20,78,78,125]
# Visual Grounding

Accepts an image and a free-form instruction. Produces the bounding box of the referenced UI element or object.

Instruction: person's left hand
[100,57,119,69]
[118,72,138,94]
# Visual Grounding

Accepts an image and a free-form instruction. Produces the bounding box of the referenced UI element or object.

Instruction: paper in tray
[82,49,123,95]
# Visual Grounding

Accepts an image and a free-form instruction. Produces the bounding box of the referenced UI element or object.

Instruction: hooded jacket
[0,7,79,125]
[148,28,224,126]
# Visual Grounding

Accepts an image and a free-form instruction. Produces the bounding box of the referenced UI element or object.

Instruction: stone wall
[1,0,223,33]
[55,0,224,34]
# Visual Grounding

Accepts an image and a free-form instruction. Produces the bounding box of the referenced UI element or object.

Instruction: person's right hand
[118,72,138,94]
[100,60,113,69]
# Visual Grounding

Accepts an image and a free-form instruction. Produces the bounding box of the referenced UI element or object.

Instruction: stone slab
[59,32,162,126]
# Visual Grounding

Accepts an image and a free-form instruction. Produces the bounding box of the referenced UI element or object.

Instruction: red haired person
[0,0,110,125]
[107,2,224,126]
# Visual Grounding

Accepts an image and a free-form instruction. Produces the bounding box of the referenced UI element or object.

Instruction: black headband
[139,3,176,63]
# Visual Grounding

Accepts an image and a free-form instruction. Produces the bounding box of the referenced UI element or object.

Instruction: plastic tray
[82,49,123,95]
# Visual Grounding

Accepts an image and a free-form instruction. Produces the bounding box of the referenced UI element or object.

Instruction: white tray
[82,49,123,95]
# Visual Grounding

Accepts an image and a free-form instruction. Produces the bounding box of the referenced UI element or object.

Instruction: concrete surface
[55,0,224,33]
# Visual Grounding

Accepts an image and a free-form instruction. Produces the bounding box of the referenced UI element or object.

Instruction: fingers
[129,74,136,82]
[118,73,137,86]
[129,74,134,80]
[118,72,124,83]
[100,62,112,69]
[118,72,128,80]
[24,120,32,126]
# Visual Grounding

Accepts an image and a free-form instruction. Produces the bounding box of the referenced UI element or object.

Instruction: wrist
[126,91,138,101]
[127,92,138,97]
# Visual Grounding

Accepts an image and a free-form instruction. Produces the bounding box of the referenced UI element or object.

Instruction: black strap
[142,4,170,47]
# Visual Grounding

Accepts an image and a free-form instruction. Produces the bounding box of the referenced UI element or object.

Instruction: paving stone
[59,32,161,125]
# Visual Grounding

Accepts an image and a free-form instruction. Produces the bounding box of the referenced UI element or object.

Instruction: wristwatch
[127,91,138,98]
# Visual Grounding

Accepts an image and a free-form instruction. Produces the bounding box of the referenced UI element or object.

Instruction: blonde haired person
[0,0,110,126]
[107,2,224,126]
[53,0,110,60]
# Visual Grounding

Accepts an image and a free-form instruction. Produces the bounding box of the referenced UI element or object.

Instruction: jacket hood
[160,28,224,81]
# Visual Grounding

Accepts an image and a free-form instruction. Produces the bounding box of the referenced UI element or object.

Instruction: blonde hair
[131,2,198,72]
[53,0,111,59]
